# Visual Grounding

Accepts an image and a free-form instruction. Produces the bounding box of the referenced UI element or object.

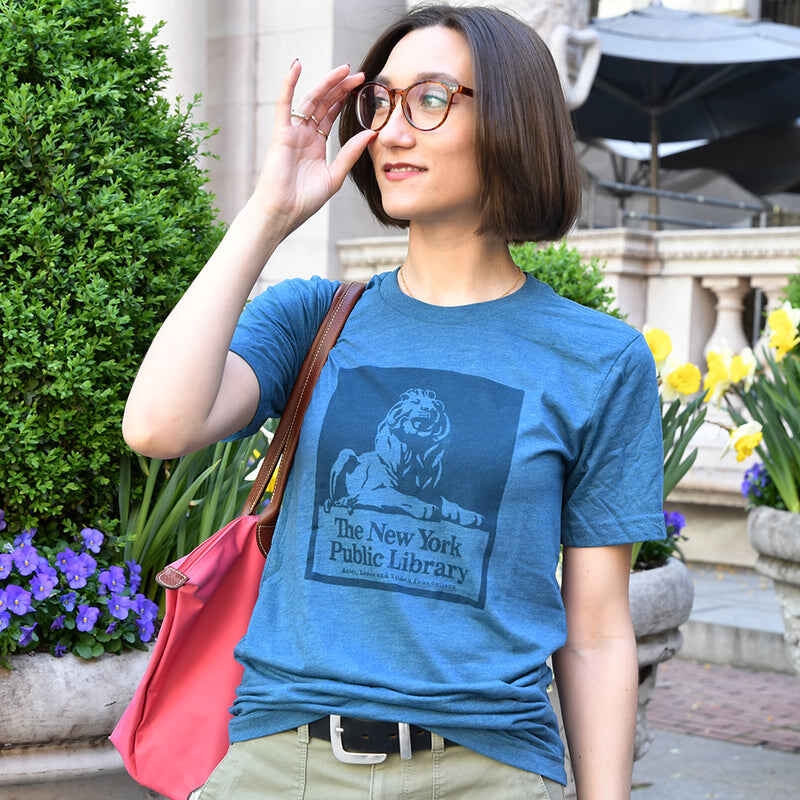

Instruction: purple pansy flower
[50,614,66,630]
[30,571,58,601]
[106,621,118,634]
[64,552,96,589]
[126,560,142,593]
[36,558,58,580]
[108,593,131,620]
[0,610,10,632]
[61,591,77,612]
[81,527,104,554]
[55,548,77,573]
[18,622,37,646]
[98,565,126,595]
[13,528,36,548]
[0,589,6,613]
[0,553,12,579]
[136,615,155,642]
[13,544,40,576]
[132,593,159,621]
[76,604,100,632]
[5,585,32,615]
[0,509,6,531]
[663,511,686,537]
[54,642,68,657]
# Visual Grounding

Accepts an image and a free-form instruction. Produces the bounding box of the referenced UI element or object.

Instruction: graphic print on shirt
[307,366,523,607]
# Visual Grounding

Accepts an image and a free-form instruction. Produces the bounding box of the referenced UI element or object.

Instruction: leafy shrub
[784,270,800,310]
[0,0,226,540]
[509,241,626,320]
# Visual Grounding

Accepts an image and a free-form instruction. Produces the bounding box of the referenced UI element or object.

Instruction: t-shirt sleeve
[221,276,341,441]
[561,332,667,548]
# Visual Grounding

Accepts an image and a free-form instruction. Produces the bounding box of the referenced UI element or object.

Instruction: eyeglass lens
[356,82,451,131]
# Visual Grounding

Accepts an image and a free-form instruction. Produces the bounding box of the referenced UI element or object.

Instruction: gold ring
[290,110,310,122]
[315,128,328,139]
[310,114,320,126]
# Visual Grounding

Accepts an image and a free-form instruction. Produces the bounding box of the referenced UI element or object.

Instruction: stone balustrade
[337,226,800,567]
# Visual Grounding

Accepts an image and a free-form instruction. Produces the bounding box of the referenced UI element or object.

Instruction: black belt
[308,716,457,754]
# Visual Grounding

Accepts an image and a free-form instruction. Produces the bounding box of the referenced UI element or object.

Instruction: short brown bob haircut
[338,3,581,244]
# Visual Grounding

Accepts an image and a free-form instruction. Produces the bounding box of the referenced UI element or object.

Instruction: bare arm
[122,61,377,459]
[552,543,638,800]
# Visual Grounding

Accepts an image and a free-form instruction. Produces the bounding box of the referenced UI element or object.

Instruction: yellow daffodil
[703,349,732,405]
[245,456,279,492]
[766,302,800,362]
[729,347,756,391]
[660,352,701,403]
[721,421,763,463]
[643,325,672,372]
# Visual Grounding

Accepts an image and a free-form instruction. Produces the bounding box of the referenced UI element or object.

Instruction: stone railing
[337,227,800,564]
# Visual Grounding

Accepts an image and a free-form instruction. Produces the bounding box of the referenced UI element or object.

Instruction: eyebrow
[373,71,463,87]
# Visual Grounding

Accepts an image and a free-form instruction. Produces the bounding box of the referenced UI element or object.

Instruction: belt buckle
[329,716,413,763]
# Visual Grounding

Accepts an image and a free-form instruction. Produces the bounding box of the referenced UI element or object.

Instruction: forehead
[376,25,473,87]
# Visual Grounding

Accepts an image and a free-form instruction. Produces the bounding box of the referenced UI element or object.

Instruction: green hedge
[0,0,226,539]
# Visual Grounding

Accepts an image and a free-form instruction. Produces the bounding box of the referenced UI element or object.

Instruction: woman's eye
[421,94,447,108]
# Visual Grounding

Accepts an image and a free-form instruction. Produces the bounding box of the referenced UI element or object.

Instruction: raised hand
[252,60,377,240]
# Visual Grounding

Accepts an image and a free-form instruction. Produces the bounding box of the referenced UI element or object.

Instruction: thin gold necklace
[397,265,524,302]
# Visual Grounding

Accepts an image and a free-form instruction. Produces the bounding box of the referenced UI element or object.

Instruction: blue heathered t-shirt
[221,267,666,785]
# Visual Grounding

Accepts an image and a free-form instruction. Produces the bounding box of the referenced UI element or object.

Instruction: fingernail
[291,57,299,68]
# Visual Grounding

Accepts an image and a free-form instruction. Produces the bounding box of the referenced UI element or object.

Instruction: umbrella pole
[650,112,660,231]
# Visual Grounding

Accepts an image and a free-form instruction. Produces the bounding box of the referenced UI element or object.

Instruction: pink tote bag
[109,282,364,799]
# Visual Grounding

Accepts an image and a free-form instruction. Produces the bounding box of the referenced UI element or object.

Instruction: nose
[377,95,415,145]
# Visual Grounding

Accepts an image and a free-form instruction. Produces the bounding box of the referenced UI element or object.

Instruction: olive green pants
[189,724,564,800]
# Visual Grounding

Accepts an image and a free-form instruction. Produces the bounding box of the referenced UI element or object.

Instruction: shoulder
[523,275,646,367]
[246,275,341,314]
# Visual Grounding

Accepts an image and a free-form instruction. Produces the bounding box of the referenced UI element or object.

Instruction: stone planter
[549,556,694,797]
[0,643,162,799]
[629,556,695,760]
[748,506,800,674]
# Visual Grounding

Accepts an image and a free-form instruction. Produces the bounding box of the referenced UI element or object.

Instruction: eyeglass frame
[353,80,474,132]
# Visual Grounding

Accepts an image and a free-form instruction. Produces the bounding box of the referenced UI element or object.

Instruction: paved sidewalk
[631,727,800,799]
[648,657,800,752]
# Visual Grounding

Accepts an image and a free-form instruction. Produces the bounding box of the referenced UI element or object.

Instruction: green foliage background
[0,0,226,539]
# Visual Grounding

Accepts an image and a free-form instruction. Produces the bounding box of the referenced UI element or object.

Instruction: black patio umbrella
[571,1,800,221]
[660,119,800,196]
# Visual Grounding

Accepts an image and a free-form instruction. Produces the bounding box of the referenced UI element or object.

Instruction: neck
[400,221,522,306]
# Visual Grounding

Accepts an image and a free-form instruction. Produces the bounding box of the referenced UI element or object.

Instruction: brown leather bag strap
[242,282,364,538]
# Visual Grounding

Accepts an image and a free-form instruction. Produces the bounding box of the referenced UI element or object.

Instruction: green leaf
[119,452,131,537]
[75,643,93,659]
[91,642,105,657]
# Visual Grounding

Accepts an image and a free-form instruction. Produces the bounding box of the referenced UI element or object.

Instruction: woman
[123,5,666,799]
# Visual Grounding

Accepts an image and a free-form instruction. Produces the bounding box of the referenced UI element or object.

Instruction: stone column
[751,275,792,311]
[700,276,750,356]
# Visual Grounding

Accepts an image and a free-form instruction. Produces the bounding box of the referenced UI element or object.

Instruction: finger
[328,128,378,191]
[295,63,352,118]
[311,72,365,123]
[276,58,302,129]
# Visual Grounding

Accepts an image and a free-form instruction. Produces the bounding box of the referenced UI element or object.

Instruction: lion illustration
[322,388,485,528]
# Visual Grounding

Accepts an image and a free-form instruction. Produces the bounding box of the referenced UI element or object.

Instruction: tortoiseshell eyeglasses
[354,80,474,132]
